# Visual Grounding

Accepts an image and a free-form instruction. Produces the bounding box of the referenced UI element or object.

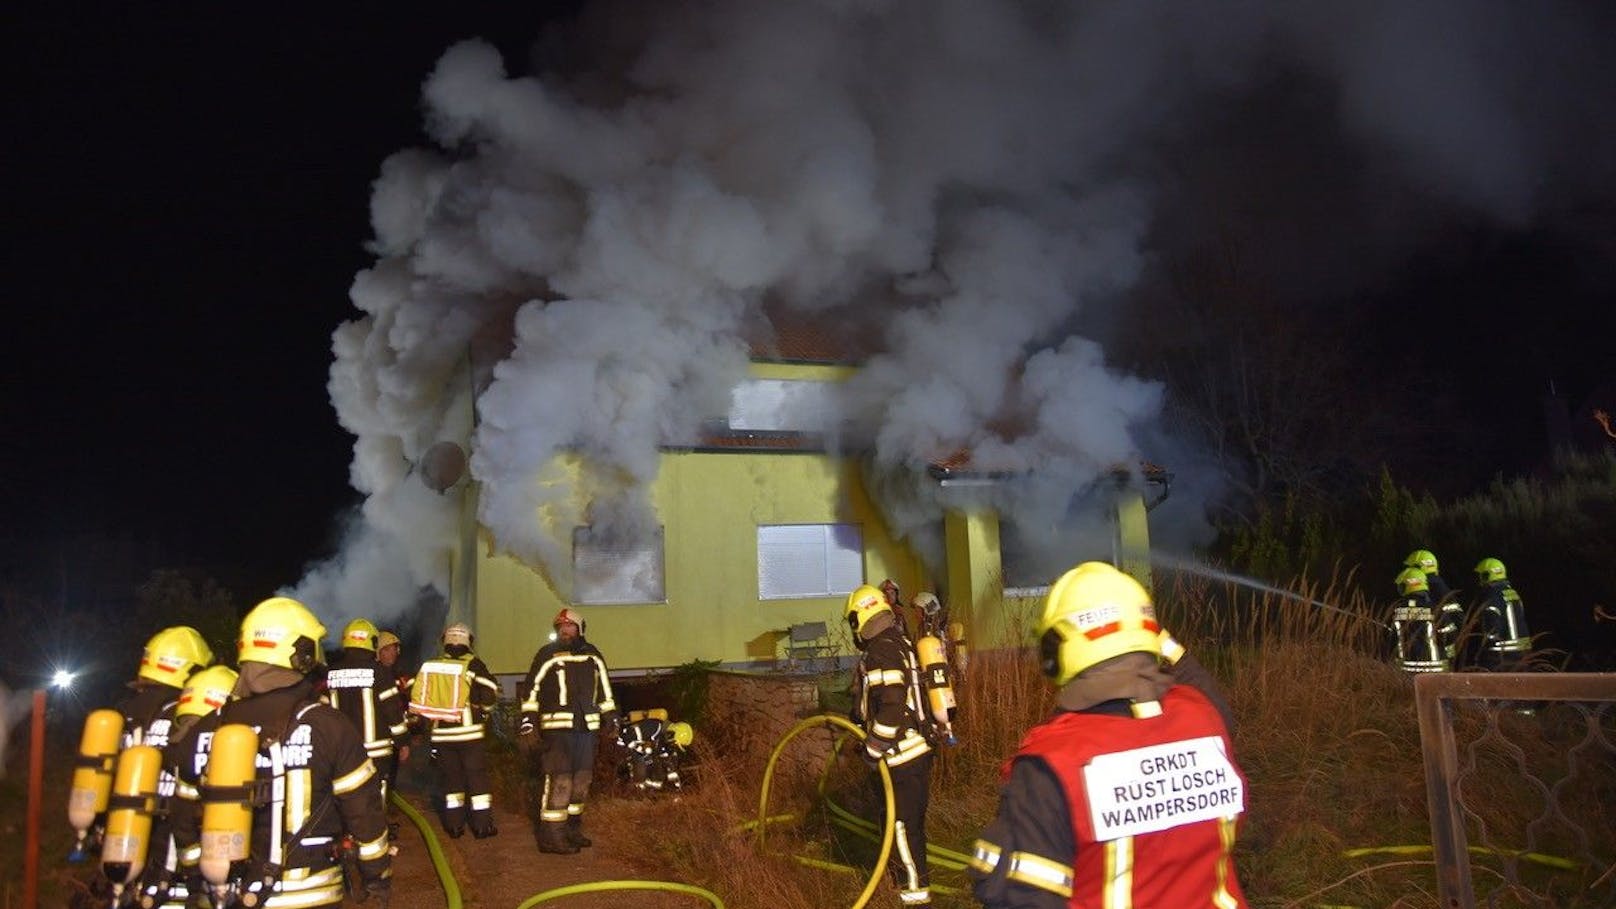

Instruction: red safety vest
[1013,686,1249,908]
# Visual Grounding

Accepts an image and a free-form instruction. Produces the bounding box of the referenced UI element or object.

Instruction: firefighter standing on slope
[1472,558,1533,671]
[170,596,390,909]
[969,562,1249,908]
[517,607,617,855]
[411,622,501,839]
[1391,568,1450,673]
[325,619,410,802]
[846,584,935,907]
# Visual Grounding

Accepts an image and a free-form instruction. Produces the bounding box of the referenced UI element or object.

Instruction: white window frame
[757,523,865,600]
[572,525,666,605]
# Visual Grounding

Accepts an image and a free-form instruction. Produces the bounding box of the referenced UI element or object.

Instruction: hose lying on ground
[388,790,463,909]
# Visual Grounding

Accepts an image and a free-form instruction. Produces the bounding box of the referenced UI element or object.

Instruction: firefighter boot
[565,815,591,848]
[537,822,579,855]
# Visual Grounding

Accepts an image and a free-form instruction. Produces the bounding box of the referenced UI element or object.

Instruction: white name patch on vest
[1084,735,1244,841]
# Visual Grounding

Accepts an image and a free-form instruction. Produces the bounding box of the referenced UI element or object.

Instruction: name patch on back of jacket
[1084,735,1244,840]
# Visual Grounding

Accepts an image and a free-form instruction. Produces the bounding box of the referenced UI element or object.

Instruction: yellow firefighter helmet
[176,666,239,719]
[139,626,214,685]
[1038,562,1162,686]
[341,618,379,651]
[844,584,891,636]
[667,722,694,748]
[238,597,326,673]
[1395,567,1429,596]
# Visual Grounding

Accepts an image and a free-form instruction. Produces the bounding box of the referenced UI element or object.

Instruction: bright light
[51,669,76,690]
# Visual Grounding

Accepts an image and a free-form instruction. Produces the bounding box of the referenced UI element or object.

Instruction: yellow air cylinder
[68,709,126,845]
[915,634,957,745]
[200,723,259,892]
[102,744,162,887]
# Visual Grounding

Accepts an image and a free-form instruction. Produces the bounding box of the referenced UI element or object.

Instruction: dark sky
[1,6,575,596]
[2,3,1612,609]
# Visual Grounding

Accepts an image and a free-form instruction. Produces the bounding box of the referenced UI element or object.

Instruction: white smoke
[301,0,1614,614]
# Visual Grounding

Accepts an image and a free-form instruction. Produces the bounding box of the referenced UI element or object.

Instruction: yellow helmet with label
[139,626,214,685]
[1474,557,1507,582]
[844,585,891,635]
[176,666,239,719]
[341,618,379,651]
[1404,549,1439,573]
[1038,562,1162,686]
[238,597,326,673]
[1395,567,1429,595]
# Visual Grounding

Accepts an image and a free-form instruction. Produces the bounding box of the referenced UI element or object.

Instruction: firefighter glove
[518,716,536,736]
[861,737,888,768]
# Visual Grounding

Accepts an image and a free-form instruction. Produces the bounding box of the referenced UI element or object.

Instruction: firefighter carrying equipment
[140,626,214,686]
[1392,569,1448,673]
[342,619,380,652]
[409,655,474,723]
[1038,562,1162,686]
[240,597,327,673]
[68,708,126,856]
[102,744,163,893]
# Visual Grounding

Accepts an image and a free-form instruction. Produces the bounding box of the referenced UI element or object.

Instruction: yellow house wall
[468,448,924,675]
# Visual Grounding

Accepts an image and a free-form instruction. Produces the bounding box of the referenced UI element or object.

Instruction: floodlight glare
[51,669,76,690]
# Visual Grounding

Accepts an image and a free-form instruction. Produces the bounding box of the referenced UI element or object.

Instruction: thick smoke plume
[298,0,1615,623]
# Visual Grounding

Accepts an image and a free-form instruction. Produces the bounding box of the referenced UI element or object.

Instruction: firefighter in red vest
[969,562,1249,908]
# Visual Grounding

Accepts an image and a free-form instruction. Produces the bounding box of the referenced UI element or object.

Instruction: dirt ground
[387,772,704,909]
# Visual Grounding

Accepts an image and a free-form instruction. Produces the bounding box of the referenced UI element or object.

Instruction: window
[758,523,864,599]
[729,379,836,433]
[572,526,665,605]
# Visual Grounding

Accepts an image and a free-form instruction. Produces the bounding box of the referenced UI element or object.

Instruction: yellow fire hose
[388,790,463,909]
[811,732,972,871]
[515,880,724,907]
[757,714,895,909]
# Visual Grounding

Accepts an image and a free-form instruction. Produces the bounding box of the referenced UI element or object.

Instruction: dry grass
[505,571,1616,908]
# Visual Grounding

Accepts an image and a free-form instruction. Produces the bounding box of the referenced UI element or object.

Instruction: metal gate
[1415,672,1616,908]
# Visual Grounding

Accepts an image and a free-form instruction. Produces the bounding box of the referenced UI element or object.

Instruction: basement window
[757,523,864,600]
[573,526,665,605]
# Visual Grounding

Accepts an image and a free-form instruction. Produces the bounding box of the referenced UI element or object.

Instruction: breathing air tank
[200,723,259,904]
[101,744,163,895]
[68,708,126,857]
[915,633,958,746]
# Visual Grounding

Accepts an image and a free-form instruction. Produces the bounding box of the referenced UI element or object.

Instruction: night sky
[2,2,1613,617]
[2,6,578,597]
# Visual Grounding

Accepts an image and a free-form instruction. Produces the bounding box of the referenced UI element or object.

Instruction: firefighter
[410,623,501,839]
[1391,568,1449,673]
[325,619,409,802]
[143,665,237,909]
[969,561,1249,908]
[1472,558,1533,671]
[122,626,215,746]
[517,607,617,855]
[373,630,413,793]
[846,584,934,907]
[170,596,390,909]
[97,635,215,908]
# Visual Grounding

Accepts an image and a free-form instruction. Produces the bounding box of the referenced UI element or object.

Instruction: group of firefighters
[77,544,1541,909]
[1389,548,1535,674]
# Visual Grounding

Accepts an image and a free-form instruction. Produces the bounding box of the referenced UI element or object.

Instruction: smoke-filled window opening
[1000,514,1119,593]
[757,523,863,600]
[571,526,665,605]
[726,378,837,434]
